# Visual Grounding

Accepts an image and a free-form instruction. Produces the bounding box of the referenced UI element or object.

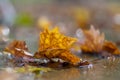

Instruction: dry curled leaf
[80,25,105,53]
[35,27,81,65]
[79,26,120,55]
[4,40,33,57]
[103,41,120,55]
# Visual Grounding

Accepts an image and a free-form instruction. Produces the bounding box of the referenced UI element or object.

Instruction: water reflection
[36,58,120,80]
[0,58,120,80]
[40,68,81,80]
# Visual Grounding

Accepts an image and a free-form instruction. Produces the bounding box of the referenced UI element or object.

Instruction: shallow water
[0,27,120,80]
[0,53,120,80]
[36,58,120,80]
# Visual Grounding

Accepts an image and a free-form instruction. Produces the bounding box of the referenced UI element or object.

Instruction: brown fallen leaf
[103,41,120,55]
[4,40,33,57]
[80,25,105,53]
[35,27,81,65]
[79,26,120,55]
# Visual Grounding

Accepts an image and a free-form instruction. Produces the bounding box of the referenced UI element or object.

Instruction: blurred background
[0,0,120,52]
[0,1,120,80]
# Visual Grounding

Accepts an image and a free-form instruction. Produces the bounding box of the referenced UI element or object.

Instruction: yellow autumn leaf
[34,49,81,65]
[37,16,51,30]
[73,8,90,29]
[39,27,77,51]
[35,27,81,65]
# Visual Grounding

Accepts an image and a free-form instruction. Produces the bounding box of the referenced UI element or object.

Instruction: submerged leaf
[16,66,51,73]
